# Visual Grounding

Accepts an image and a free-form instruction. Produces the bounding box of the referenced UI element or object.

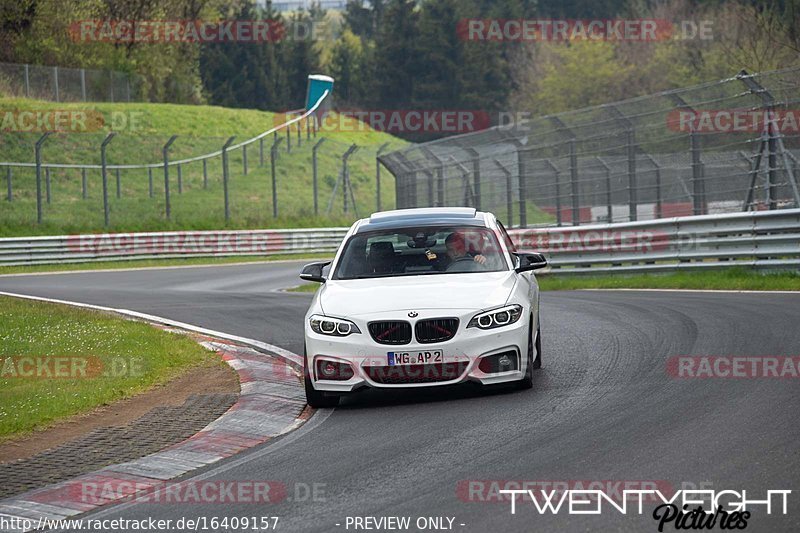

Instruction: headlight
[467,304,523,330]
[309,315,361,337]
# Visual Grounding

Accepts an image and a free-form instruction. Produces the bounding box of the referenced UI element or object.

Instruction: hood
[319,272,517,317]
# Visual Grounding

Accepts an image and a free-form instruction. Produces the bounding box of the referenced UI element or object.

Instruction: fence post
[45,167,51,204]
[222,136,235,223]
[202,159,208,189]
[297,122,302,147]
[162,135,178,221]
[243,145,248,175]
[376,142,390,212]
[100,133,116,227]
[312,138,326,216]
[644,155,662,219]
[568,139,580,225]
[271,137,284,218]
[596,157,612,223]
[466,148,481,210]
[110,71,115,102]
[343,144,359,216]
[34,133,51,223]
[544,159,561,226]
[5,166,11,202]
[286,128,291,153]
[53,66,59,102]
[80,69,87,101]
[148,167,154,198]
[306,117,311,141]
[177,164,183,194]
[24,64,30,98]
[626,129,637,221]
[494,159,514,224]
[514,144,528,229]
[690,128,705,215]
[115,168,121,199]
[81,168,87,199]
[767,120,778,210]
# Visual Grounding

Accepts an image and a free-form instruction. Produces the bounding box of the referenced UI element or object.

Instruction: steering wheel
[446,255,486,272]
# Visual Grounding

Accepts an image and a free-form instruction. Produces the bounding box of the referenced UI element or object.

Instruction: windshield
[332,226,508,280]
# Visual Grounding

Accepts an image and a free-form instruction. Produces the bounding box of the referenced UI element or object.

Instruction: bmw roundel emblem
[408,311,418,318]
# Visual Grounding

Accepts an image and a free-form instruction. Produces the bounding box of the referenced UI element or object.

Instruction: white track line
[0,290,303,367]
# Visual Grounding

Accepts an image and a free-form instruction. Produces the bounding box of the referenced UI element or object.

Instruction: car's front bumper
[305,309,530,392]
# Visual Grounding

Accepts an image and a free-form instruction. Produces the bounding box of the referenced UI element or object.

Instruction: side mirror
[300,261,331,283]
[513,252,547,273]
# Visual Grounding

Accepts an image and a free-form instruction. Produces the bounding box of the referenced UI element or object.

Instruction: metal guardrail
[509,208,800,274]
[0,210,798,272]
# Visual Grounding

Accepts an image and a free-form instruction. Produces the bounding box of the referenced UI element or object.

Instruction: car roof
[354,207,490,234]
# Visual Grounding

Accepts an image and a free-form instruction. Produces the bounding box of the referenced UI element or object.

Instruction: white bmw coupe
[299,207,546,407]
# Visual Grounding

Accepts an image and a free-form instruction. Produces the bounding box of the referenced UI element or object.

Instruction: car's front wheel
[303,348,340,408]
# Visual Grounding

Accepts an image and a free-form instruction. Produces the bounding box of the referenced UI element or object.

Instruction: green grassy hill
[0,98,407,236]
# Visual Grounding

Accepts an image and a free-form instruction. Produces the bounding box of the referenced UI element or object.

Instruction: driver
[444,232,486,267]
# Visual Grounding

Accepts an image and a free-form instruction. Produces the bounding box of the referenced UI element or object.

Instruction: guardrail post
[100,132,116,227]
[115,168,121,199]
[148,168,153,198]
[312,138,326,216]
[222,136,235,223]
[569,139,580,225]
[34,133,51,223]
[45,167,51,204]
[162,135,178,221]
[6,166,12,202]
[243,145,248,175]
[690,128,705,215]
[202,159,208,189]
[376,142,390,211]
[271,137,284,218]
[81,168,87,200]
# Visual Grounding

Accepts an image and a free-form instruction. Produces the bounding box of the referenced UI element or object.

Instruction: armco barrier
[509,208,800,274]
[0,210,798,272]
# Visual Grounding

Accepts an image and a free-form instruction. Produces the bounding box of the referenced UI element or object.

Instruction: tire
[304,348,340,408]
[533,321,542,370]
[517,316,535,390]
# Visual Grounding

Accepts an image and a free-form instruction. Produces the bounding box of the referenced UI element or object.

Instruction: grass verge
[0,295,225,440]
[537,268,800,291]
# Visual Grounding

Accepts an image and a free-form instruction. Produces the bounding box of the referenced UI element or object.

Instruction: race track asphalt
[1,261,798,532]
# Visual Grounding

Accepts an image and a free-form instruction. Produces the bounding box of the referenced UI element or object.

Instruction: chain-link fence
[379,68,800,228]
[0,62,140,103]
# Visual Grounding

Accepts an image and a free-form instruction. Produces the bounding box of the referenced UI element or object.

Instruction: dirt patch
[0,363,239,464]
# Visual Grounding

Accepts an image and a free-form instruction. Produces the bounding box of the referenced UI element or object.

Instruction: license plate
[388,350,443,366]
